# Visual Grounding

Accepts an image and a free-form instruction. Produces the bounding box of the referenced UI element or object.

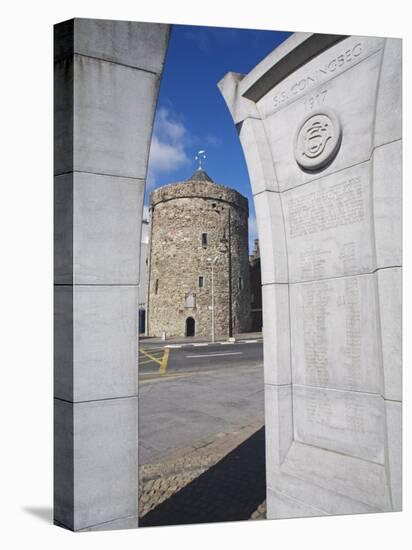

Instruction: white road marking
[185,351,243,358]
[163,339,261,348]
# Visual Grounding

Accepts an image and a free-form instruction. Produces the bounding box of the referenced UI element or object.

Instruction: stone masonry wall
[147,180,251,338]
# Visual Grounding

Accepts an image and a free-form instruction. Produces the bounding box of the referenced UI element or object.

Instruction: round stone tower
[146,168,251,338]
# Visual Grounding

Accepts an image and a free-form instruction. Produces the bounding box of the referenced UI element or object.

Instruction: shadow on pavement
[139,426,266,527]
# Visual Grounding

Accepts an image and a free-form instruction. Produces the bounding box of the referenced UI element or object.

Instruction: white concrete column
[54,18,170,531]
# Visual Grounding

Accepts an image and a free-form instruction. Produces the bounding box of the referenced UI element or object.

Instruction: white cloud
[146,107,190,189]
[156,107,186,141]
[148,135,188,173]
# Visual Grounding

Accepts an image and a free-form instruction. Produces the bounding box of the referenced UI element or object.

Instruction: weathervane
[195,150,206,170]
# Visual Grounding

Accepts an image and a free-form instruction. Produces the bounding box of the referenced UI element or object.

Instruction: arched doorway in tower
[185,317,195,337]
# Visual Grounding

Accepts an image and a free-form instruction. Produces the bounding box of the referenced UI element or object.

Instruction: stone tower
[146,168,251,338]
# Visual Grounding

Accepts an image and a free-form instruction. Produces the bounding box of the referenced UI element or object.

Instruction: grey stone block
[282,162,375,283]
[54,399,74,529]
[54,285,138,402]
[54,286,73,399]
[264,384,293,466]
[54,172,144,285]
[55,54,159,178]
[385,400,402,511]
[374,38,402,148]
[373,140,402,269]
[217,72,260,125]
[239,117,279,194]
[261,47,383,192]
[377,268,402,402]
[54,397,138,531]
[292,385,386,464]
[54,57,73,174]
[54,18,170,75]
[256,35,384,120]
[269,467,380,516]
[290,274,381,394]
[254,191,288,284]
[267,487,326,519]
[280,441,391,512]
[262,284,291,386]
[54,173,73,284]
[79,515,138,531]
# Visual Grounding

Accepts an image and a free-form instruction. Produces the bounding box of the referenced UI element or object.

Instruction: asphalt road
[138,340,264,465]
[139,339,263,375]
[168,341,263,371]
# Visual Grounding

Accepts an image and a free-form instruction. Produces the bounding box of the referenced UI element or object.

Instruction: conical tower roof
[186,168,214,183]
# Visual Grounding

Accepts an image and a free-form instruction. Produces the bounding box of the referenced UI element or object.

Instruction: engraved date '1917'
[303,89,328,112]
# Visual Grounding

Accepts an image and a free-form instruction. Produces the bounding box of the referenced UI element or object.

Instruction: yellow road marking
[140,348,163,366]
[139,347,171,374]
[139,359,160,366]
[159,347,170,374]
[139,353,164,360]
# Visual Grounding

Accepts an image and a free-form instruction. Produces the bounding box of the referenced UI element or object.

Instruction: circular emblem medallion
[295,110,342,171]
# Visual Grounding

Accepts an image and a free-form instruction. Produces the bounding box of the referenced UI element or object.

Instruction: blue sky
[145,24,291,251]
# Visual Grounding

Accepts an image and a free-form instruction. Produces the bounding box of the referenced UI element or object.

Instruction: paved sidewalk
[139,331,263,347]
[139,420,266,527]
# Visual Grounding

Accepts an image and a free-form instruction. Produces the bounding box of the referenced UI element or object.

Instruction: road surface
[138,339,264,464]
